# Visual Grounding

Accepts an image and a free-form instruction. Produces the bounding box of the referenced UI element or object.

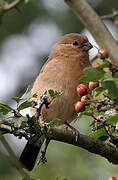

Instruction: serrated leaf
[14,118,23,128]
[78,106,94,117]
[30,115,39,127]
[106,113,118,125]
[48,89,62,100]
[96,62,109,69]
[78,111,93,116]
[85,105,94,112]
[89,128,108,139]
[8,116,28,128]
[17,101,32,111]
[81,100,90,104]
[113,72,118,78]
[94,87,105,97]
[80,67,105,82]
[47,118,60,128]
[101,80,118,99]
[0,103,12,115]
[12,97,22,104]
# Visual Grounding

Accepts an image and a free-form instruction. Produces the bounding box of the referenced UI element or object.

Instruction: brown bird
[20,33,93,170]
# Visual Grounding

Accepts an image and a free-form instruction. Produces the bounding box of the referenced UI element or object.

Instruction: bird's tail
[20,141,41,171]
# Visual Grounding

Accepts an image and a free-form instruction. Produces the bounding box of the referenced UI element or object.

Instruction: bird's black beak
[81,42,93,51]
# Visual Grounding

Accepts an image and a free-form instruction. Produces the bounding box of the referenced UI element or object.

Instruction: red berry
[76,84,88,96]
[108,177,117,180]
[114,18,118,27]
[89,81,99,90]
[97,48,109,59]
[75,101,85,112]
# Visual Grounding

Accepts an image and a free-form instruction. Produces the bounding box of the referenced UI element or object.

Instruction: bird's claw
[64,121,80,142]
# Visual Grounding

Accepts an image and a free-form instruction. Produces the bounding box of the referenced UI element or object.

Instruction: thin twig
[64,0,118,63]
[0,136,33,180]
[4,0,23,11]
[101,10,118,20]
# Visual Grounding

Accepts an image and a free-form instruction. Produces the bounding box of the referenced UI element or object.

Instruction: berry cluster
[75,47,118,146]
[75,82,99,112]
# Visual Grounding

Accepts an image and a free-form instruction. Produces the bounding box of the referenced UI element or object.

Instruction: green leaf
[78,104,95,117]
[81,100,90,104]
[104,73,113,79]
[106,113,118,125]
[21,88,32,100]
[14,117,27,128]
[80,67,105,82]
[113,72,118,78]
[32,93,38,98]
[79,115,94,121]
[47,118,60,128]
[101,80,118,99]
[89,128,108,139]
[12,97,22,104]
[78,105,95,117]
[30,115,39,127]
[0,103,12,115]
[48,89,62,100]
[96,62,109,69]
[17,101,32,111]
[78,111,93,116]
[8,116,28,128]
[94,87,105,97]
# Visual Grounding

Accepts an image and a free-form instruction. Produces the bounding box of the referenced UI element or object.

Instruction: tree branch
[4,0,23,11]
[1,121,118,166]
[49,128,118,165]
[64,0,118,63]
[0,0,23,15]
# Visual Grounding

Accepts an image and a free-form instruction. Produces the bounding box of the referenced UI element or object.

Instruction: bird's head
[50,33,93,58]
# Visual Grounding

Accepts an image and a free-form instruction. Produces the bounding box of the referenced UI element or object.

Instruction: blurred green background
[0,0,118,179]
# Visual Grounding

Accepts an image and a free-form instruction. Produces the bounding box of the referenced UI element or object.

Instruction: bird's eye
[72,41,78,46]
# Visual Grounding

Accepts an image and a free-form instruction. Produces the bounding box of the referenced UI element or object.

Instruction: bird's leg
[64,121,80,141]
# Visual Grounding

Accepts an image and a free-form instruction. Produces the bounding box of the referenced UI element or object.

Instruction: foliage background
[0,0,118,179]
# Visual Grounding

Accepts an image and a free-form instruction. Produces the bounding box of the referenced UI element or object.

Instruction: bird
[20,33,93,171]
